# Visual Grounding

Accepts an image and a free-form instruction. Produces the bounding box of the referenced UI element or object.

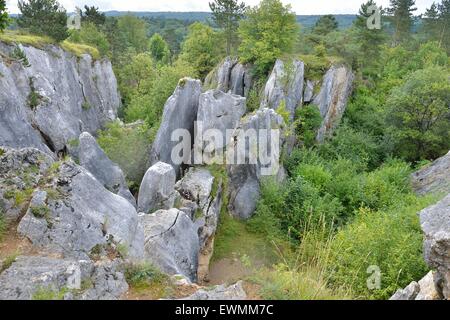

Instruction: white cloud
[6,0,435,15]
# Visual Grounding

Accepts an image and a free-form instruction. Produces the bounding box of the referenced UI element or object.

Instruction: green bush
[328,196,436,300]
[293,105,322,148]
[97,121,153,188]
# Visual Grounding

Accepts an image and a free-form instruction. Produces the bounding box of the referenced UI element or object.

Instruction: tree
[353,1,387,71]
[313,14,339,35]
[81,5,105,26]
[0,0,8,32]
[209,0,246,55]
[387,0,417,44]
[17,0,69,41]
[238,0,298,76]
[437,0,450,51]
[117,15,148,53]
[149,33,170,64]
[68,22,110,56]
[387,66,450,162]
[179,22,221,78]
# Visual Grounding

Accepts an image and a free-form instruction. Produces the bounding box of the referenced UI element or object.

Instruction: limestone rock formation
[390,271,441,300]
[137,162,177,214]
[227,108,286,219]
[194,90,246,159]
[78,132,135,207]
[141,209,199,282]
[313,65,354,142]
[0,42,120,155]
[204,56,253,97]
[149,78,202,174]
[0,256,128,300]
[175,167,223,282]
[261,59,305,121]
[412,151,450,196]
[178,281,247,300]
[8,152,144,260]
[420,194,450,299]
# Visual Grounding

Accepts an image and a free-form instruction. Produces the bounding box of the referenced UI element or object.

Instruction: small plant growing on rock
[0,147,4,157]
[0,253,18,273]
[11,47,31,67]
[32,286,68,300]
[30,205,52,227]
[27,78,44,109]
[82,101,91,110]
[124,263,169,291]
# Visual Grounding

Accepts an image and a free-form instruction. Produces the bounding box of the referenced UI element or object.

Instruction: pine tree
[437,0,450,50]
[353,1,386,70]
[388,0,417,44]
[313,15,339,35]
[209,0,246,55]
[82,5,106,26]
[423,2,440,40]
[18,0,69,42]
[0,0,8,32]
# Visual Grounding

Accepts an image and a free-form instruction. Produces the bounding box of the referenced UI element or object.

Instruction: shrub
[97,121,153,186]
[328,197,435,300]
[32,287,68,300]
[11,46,31,67]
[293,105,322,148]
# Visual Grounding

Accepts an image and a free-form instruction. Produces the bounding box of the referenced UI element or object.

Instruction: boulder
[141,209,199,282]
[149,78,202,174]
[204,57,252,97]
[137,162,176,214]
[178,281,247,300]
[261,59,305,121]
[17,160,144,261]
[0,42,120,155]
[227,109,286,219]
[412,151,450,196]
[194,90,246,160]
[313,65,354,142]
[78,132,135,207]
[390,271,441,300]
[175,167,223,282]
[0,256,128,300]
[420,194,450,299]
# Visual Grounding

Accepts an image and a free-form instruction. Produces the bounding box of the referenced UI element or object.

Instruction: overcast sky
[6,0,435,15]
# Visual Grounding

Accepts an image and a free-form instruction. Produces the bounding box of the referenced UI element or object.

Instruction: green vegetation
[97,121,153,189]
[11,46,31,67]
[32,286,68,300]
[124,263,172,298]
[67,22,110,57]
[18,0,69,42]
[0,207,6,240]
[209,0,246,55]
[0,253,17,273]
[239,0,299,76]
[30,205,50,219]
[0,0,7,32]
[149,33,170,64]
[179,22,221,78]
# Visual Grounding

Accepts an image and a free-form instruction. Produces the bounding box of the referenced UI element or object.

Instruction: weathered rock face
[227,109,286,219]
[204,57,253,97]
[175,167,223,282]
[194,90,246,158]
[0,256,128,300]
[137,162,176,214]
[0,42,120,155]
[12,155,143,261]
[313,65,354,142]
[303,79,318,103]
[390,271,441,300]
[261,59,305,121]
[141,209,199,282]
[0,146,54,221]
[420,194,450,299]
[150,78,202,174]
[178,281,247,300]
[412,151,450,196]
[78,132,135,207]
